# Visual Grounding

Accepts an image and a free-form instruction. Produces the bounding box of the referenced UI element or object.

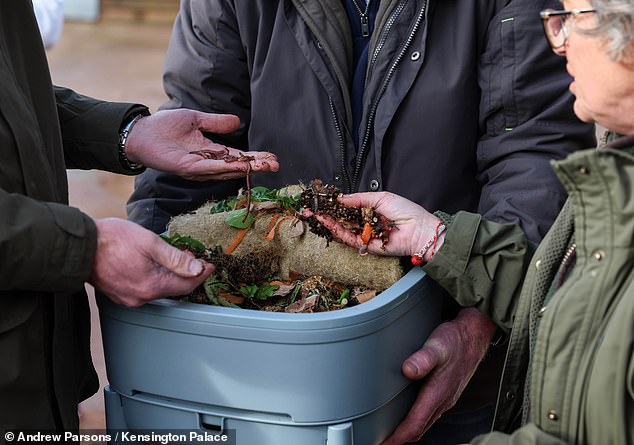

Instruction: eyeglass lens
[545,14,567,48]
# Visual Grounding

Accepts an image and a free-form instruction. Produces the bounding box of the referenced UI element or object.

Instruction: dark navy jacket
[129,0,594,242]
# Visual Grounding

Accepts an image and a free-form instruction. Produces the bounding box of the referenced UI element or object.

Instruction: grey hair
[588,0,634,61]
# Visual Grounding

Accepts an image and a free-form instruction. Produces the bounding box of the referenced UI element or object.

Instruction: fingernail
[189,259,204,276]
[405,362,419,375]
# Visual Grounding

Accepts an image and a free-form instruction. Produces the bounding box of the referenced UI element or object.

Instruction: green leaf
[161,233,207,256]
[255,284,280,300]
[238,283,280,300]
[239,284,259,299]
[338,288,350,303]
[203,274,242,308]
[250,186,277,201]
[287,284,301,305]
[225,208,255,229]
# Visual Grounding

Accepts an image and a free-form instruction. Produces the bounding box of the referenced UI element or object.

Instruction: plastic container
[99,267,443,445]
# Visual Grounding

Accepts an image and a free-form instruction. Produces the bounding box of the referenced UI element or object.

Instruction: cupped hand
[88,218,214,307]
[124,109,279,181]
[306,191,442,259]
[381,308,497,445]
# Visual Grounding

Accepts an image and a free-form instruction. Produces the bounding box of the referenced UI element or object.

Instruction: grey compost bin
[98,267,443,445]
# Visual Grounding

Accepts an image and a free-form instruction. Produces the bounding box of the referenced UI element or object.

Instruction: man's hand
[88,218,214,307]
[381,309,497,445]
[124,109,279,181]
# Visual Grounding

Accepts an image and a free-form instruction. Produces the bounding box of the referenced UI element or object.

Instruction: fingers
[381,344,454,445]
[150,262,214,299]
[402,340,447,380]
[183,147,279,181]
[381,389,446,445]
[249,152,280,172]
[152,237,211,278]
[195,112,241,134]
[337,192,390,208]
[303,210,365,249]
[182,159,279,182]
[142,243,215,300]
[302,209,390,254]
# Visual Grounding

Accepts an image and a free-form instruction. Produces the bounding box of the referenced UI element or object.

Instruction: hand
[381,309,497,445]
[306,192,443,260]
[124,109,279,181]
[88,218,214,307]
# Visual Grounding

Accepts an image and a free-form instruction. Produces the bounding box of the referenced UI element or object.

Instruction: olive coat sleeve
[423,211,535,332]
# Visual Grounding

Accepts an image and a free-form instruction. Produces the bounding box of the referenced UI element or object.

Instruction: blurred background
[46,0,179,430]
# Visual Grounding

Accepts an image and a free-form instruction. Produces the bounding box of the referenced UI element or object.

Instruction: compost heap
[165,181,402,312]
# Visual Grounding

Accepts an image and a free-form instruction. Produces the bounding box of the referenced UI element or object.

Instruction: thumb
[152,240,207,278]
[196,112,241,134]
[402,343,445,380]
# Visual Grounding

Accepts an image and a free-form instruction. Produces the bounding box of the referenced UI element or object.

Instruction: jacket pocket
[0,293,38,334]
[479,1,556,136]
[478,12,518,136]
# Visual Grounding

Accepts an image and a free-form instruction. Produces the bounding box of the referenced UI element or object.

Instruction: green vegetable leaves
[210,186,302,217]
[225,208,255,229]
[239,283,280,300]
[161,233,207,256]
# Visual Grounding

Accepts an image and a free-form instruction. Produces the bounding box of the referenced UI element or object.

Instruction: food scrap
[299,180,396,248]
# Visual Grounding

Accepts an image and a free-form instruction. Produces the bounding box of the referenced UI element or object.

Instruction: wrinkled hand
[382,309,497,445]
[306,192,443,260]
[125,109,279,181]
[88,218,214,307]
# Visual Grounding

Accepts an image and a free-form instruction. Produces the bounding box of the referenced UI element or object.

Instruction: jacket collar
[291,0,353,80]
[551,138,634,262]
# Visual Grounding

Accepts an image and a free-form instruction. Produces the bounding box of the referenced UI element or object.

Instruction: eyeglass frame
[540,8,598,53]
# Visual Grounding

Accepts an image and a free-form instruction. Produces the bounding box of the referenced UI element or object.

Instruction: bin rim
[97,267,433,334]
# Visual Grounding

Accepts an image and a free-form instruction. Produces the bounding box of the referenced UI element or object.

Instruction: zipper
[556,243,577,288]
[369,0,406,69]
[352,0,428,191]
[329,97,351,192]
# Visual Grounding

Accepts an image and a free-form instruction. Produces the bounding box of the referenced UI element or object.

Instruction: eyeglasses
[540,8,598,55]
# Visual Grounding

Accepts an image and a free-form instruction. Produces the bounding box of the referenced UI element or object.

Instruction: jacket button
[505,391,515,401]
[578,166,590,175]
[535,259,542,269]
[334,174,342,183]
[538,306,548,317]
[411,51,421,61]
[547,410,559,421]
[592,250,605,261]
[370,179,380,191]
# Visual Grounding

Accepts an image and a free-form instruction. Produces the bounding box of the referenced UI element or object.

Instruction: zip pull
[351,0,372,37]
[360,15,370,37]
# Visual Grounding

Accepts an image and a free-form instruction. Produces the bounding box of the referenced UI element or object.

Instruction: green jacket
[425,137,634,444]
[0,2,146,430]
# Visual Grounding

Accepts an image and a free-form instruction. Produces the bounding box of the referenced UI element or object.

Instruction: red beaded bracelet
[411,221,446,266]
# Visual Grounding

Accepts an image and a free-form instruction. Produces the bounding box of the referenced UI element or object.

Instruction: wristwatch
[118,113,147,172]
